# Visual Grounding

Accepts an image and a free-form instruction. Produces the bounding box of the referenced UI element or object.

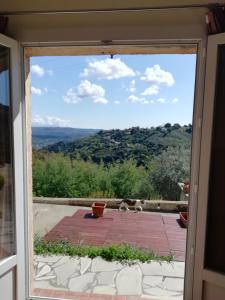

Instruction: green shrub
[32,154,157,199]
[34,236,173,263]
[151,147,190,200]
[32,145,190,200]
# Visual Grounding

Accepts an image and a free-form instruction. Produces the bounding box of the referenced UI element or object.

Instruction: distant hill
[44,124,192,167]
[32,127,100,149]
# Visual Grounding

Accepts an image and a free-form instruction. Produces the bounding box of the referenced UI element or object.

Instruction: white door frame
[0,33,26,300]
[193,32,225,300]
[184,38,206,300]
[22,39,206,300]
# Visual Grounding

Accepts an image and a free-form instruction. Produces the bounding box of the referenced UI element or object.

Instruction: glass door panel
[0,45,15,260]
[204,44,225,274]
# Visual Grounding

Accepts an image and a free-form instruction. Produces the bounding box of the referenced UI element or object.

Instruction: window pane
[205,44,225,274]
[0,45,15,260]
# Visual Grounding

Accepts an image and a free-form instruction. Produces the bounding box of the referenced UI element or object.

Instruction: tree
[150,147,190,200]
[32,153,74,197]
[164,123,171,128]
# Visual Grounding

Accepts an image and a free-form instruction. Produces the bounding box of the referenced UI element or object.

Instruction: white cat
[117,199,145,212]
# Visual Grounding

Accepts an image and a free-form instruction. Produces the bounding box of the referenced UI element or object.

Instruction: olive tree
[150,147,190,200]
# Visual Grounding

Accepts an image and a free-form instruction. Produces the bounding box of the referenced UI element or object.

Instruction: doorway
[25,44,200,300]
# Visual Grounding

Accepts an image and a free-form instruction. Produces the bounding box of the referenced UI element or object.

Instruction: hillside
[44,123,192,167]
[32,127,100,149]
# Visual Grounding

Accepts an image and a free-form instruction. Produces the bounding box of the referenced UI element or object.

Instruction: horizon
[31,54,196,130]
[32,122,192,131]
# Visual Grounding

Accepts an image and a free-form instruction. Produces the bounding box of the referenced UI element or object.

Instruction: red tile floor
[44,209,187,261]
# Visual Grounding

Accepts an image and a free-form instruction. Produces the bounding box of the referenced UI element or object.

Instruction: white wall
[0,0,211,43]
[6,10,206,44]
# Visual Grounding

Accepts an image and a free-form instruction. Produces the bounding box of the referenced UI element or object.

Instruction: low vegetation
[45,124,192,168]
[33,148,190,200]
[33,124,191,200]
[34,236,173,263]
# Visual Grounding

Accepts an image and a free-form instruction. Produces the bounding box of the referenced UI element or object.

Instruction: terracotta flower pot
[183,183,190,194]
[91,202,106,217]
[179,212,188,228]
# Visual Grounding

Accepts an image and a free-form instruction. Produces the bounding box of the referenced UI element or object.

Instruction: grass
[34,236,173,263]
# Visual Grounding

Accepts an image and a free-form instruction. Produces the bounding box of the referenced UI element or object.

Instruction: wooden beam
[25,44,197,57]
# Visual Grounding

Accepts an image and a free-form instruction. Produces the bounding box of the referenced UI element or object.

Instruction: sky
[31,54,196,130]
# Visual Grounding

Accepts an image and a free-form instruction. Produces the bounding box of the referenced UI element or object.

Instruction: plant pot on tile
[91,202,106,218]
[179,212,188,228]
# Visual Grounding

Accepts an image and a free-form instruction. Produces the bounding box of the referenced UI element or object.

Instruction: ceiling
[0,0,223,13]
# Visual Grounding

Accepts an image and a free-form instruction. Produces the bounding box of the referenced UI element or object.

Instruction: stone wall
[33,197,188,213]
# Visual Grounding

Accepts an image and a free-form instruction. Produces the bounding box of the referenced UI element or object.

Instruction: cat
[117,199,145,212]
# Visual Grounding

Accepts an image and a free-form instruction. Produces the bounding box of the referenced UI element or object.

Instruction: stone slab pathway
[33,255,184,300]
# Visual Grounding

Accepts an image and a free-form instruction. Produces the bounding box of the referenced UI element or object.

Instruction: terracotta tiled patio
[44,209,187,261]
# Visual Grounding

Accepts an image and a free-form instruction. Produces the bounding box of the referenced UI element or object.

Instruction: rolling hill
[44,123,192,167]
[32,127,100,149]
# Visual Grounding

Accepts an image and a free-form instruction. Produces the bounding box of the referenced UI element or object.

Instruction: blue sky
[31,54,196,129]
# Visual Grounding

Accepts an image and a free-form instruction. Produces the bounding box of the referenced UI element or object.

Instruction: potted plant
[183,180,190,195]
[91,202,107,217]
[179,212,188,228]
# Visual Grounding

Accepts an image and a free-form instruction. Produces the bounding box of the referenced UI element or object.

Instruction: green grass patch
[34,236,173,263]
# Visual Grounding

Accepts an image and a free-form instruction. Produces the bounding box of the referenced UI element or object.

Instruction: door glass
[205,44,225,274]
[0,45,15,260]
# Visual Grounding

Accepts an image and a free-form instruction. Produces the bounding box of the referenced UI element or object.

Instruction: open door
[0,34,25,300]
[193,33,225,300]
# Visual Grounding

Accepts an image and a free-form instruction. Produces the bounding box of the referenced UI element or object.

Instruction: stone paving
[33,255,184,299]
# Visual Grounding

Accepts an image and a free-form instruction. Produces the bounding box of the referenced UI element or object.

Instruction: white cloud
[128,79,136,93]
[141,85,160,96]
[128,94,157,104]
[141,64,175,87]
[142,100,150,104]
[31,64,45,77]
[82,58,135,80]
[44,87,48,92]
[31,86,42,95]
[94,97,108,104]
[64,80,108,104]
[114,100,120,104]
[64,88,80,104]
[32,115,70,127]
[157,98,166,103]
[31,65,53,77]
[128,95,146,104]
[172,97,179,103]
[128,94,167,105]
[78,80,105,99]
